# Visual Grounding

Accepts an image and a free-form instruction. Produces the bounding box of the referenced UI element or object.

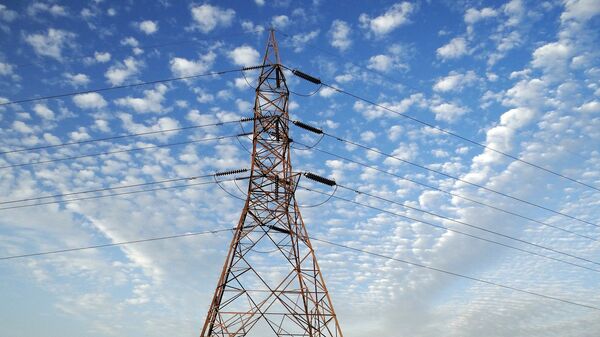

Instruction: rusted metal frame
[228,263,305,336]
[200,200,251,336]
[295,199,344,337]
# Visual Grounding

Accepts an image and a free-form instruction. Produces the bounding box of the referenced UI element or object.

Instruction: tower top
[261,28,281,66]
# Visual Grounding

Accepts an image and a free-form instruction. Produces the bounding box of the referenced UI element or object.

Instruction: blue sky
[1,0,600,336]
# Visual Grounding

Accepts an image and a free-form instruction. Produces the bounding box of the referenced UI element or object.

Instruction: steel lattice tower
[200,30,344,337]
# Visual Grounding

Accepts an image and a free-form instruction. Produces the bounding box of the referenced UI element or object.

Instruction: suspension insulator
[293,120,323,134]
[304,172,336,186]
[292,69,322,85]
[242,65,267,71]
[215,168,249,177]
[240,116,255,122]
[237,132,253,137]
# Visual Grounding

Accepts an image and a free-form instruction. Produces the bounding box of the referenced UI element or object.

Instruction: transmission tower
[200,30,344,337]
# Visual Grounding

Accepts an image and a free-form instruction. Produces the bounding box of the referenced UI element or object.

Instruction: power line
[0,119,247,155]
[314,130,600,230]
[0,176,246,211]
[0,228,235,261]
[312,237,600,312]
[299,186,600,273]
[0,133,245,170]
[0,174,215,206]
[297,142,597,243]
[2,222,598,312]
[283,63,600,194]
[313,81,600,195]
[8,168,597,274]
[0,66,265,107]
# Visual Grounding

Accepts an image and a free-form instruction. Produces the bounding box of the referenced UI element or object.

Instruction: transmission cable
[0,119,247,155]
[298,142,597,243]
[319,131,600,229]
[0,173,215,206]
[2,221,599,312]
[0,228,235,261]
[0,133,247,170]
[311,237,600,312]
[0,65,267,107]
[299,186,600,273]
[0,176,246,211]
[287,117,600,236]
[285,65,600,195]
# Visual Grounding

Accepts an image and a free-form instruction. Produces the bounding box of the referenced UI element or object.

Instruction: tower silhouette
[200,30,344,337]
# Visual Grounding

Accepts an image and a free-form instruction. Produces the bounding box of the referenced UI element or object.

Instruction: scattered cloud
[138,20,158,35]
[169,51,216,77]
[430,102,469,123]
[0,4,18,22]
[359,2,415,37]
[228,45,260,67]
[94,51,111,63]
[105,57,142,86]
[190,4,235,33]
[436,37,468,60]
[27,2,68,17]
[290,30,319,52]
[33,104,55,120]
[329,20,352,51]
[72,93,108,109]
[433,71,478,92]
[63,73,90,87]
[271,15,290,29]
[24,28,75,60]
[114,84,168,114]
[464,7,498,25]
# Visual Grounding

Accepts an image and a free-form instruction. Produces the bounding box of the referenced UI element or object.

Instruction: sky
[1,0,600,336]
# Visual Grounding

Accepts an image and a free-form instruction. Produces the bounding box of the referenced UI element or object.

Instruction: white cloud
[367,46,409,73]
[12,120,33,133]
[105,57,141,86]
[367,54,394,72]
[499,107,536,129]
[63,73,90,87]
[430,102,469,123]
[360,131,377,142]
[271,15,290,29]
[291,30,319,52]
[359,2,415,36]
[94,51,111,63]
[561,0,600,23]
[25,28,75,60]
[27,2,67,17]
[578,100,600,113]
[119,114,181,141]
[169,51,216,77]
[436,37,468,60]
[72,93,108,109]
[503,0,525,27]
[0,4,17,22]
[241,20,265,34]
[228,45,260,67]
[254,0,265,6]
[329,20,352,51]
[0,61,13,76]
[433,71,478,92]
[190,4,235,33]
[138,20,158,35]
[33,104,55,120]
[114,84,168,114]
[531,41,572,75]
[464,7,497,25]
